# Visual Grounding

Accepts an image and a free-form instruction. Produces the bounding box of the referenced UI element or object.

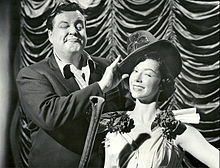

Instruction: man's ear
[48,30,53,43]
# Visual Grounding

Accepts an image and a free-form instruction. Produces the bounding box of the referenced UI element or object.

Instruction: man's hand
[98,56,129,93]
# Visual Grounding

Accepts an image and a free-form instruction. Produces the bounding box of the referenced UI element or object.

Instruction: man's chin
[66,44,83,53]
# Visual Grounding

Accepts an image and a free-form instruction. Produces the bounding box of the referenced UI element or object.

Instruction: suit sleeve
[16,66,104,131]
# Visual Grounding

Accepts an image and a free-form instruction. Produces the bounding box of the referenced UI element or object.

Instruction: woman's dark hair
[134,52,176,102]
[46,2,85,31]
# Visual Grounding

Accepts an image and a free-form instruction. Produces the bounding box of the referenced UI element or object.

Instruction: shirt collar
[83,51,96,72]
[54,51,96,78]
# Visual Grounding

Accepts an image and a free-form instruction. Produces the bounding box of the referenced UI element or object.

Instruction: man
[16,2,131,168]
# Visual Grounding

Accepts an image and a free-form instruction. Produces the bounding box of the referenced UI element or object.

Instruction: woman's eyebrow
[143,68,158,74]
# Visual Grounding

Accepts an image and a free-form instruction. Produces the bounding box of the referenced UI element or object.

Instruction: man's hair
[46,2,85,31]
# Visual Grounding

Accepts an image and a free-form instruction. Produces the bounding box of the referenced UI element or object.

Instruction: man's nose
[68,26,77,35]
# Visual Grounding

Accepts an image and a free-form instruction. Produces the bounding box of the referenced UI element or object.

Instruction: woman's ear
[159,80,163,92]
[155,87,161,102]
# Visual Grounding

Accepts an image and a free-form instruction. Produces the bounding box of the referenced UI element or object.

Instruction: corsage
[99,111,135,133]
[151,108,199,140]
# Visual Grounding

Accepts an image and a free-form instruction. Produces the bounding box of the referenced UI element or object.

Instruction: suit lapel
[89,61,105,84]
[48,55,80,94]
[47,54,106,93]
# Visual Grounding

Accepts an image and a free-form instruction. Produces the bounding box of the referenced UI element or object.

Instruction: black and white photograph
[0,0,219,167]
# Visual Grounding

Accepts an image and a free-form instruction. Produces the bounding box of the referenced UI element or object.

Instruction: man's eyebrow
[57,20,68,24]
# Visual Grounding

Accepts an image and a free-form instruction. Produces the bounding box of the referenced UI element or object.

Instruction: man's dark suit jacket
[16,54,131,168]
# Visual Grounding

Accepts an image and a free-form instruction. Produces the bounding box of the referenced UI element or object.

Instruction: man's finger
[117,74,129,85]
[110,55,121,68]
[122,74,129,80]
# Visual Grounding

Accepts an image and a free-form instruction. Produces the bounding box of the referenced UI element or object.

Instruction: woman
[100,31,219,168]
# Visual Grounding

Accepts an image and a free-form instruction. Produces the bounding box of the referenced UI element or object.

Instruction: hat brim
[118,40,182,78]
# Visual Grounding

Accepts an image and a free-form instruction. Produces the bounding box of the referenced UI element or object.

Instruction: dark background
[0,0,219,167]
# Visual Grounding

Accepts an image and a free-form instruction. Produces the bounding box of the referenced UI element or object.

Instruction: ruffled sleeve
[172,108,200,124]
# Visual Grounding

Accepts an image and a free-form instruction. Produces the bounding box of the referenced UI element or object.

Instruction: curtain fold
[18,0,219,167]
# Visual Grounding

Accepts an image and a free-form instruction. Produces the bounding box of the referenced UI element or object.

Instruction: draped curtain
[18,0,219,167]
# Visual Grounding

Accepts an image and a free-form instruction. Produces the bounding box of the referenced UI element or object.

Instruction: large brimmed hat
[118,31,182,78]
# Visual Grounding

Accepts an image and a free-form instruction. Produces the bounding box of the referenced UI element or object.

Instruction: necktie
[82,73,85,81]
[63,64,87,89]
[63,64,73,79]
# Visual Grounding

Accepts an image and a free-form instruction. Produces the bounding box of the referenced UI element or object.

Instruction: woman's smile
[132,84,145,91]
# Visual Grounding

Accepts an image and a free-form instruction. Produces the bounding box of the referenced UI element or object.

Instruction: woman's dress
[101,108,199,168]
[104,126,184,168]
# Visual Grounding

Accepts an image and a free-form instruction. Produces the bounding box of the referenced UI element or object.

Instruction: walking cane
[78,96,105,168]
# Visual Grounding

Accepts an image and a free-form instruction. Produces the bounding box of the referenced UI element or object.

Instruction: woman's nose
[134,73,142,82]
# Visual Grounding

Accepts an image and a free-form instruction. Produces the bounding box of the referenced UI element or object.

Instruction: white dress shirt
[54,51,95,89]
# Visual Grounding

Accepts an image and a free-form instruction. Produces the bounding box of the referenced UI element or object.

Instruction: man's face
[48,10,87,58]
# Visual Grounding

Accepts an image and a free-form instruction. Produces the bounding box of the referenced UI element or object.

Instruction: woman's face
[129,59,161,103]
